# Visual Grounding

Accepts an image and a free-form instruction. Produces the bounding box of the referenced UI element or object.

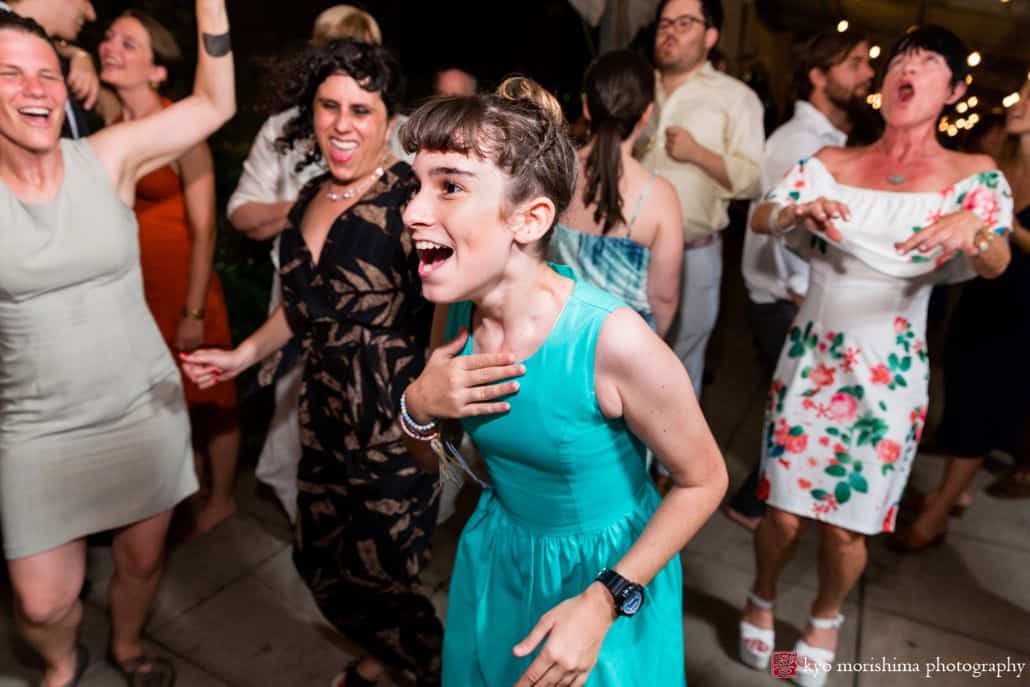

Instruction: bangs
[399,96,531,175]
[887,25,968,84]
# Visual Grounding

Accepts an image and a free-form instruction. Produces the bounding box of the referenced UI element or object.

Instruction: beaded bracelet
[400,389,438,441]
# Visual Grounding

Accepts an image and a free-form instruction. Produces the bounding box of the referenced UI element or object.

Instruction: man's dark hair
[655,0,723,33]
[884,24,969,89]
[793,29,868,102]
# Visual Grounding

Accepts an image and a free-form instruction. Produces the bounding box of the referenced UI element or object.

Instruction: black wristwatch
[595,568,645,617]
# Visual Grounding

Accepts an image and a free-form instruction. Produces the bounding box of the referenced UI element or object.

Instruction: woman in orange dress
[98,9,239,536]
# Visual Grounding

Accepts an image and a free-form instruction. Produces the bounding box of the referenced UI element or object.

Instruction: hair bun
[495,76,566,127]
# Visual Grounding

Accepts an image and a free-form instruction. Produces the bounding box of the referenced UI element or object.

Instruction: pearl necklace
[325,162,388,202]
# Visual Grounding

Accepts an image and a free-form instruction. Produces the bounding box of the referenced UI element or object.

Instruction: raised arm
[646,177,683,336]
[89,0,235,205]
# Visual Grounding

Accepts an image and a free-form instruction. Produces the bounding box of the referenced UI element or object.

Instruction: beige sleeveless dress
[0,139,197,559]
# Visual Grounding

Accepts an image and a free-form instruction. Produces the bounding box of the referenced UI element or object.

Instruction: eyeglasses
[656,14,708,33]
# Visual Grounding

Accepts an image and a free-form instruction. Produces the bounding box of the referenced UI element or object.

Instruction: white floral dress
[757,157,1013,534]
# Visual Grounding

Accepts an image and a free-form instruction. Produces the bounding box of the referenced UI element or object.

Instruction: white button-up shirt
[640,61,764,242]
[742,100,847,304]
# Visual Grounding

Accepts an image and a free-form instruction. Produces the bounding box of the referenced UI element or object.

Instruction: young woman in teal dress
[398,78,728,686]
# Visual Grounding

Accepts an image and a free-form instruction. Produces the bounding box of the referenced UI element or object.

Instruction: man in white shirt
[640,0,764,400]
[726,29,875,529]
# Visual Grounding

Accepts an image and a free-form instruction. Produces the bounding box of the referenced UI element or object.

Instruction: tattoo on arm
[202,32,232,57]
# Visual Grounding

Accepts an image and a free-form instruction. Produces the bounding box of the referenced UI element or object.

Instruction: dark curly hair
[273,38,404,173]
[399,77,577,248]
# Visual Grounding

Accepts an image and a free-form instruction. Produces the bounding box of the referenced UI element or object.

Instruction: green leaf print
[811,489,830,501]
[888,353,900,370]
[789,344,805,358]
[881,463,895,476]
[826,465,847,478]
[910,255,930,264]
[853,461,863,472]
[853,413,888,447]
[770,445,785,458]
[801,367,811,378]
[911,226,923,234]
[894,375,908,388]
[836,452,852,464]
[826,427,840,436]
[849,472,869,493]
[788,190,801,201]
[789,425,804,437]
[790,327,800,342]
[835,481,852,504]
[879,401,888,411]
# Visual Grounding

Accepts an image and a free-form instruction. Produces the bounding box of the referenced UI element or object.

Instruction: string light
[967,96,978,108]
[956,118,967,129]
[938,118,949,133]
[869,45,881,59]
[837,20,849,32]
[866,93,882,110]
[965,75,973,85]
[1003,92,1021,108]
[947,125,958,137]
[967,51,981,67]
[956,102,968,113]
[968,113,980,125]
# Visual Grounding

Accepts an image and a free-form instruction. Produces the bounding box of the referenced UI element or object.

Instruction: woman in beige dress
[0,3,234,685]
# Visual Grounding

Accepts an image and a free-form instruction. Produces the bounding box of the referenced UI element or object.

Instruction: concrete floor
[2,233,1029,686]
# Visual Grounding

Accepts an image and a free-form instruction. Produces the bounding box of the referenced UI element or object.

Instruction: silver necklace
[325,163,387,202]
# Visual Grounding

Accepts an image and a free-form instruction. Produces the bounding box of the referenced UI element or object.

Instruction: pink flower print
[818,343,827,352]
[818,436,830,447]
[910,406,927,425]
[802,398,816,411]
[828,392,858,423]
[774,419,790,445]
[794,179,806,189]
[842,347,860,372]
[833,443,847,455]
[785,433,808,454]
[961,185,999,224]
[809,364,836,388]
[870,364,892,385]
[877,439,902,464]
[894,317,909,334]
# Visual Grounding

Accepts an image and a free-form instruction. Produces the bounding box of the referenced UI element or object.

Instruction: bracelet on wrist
[181,307,205,320]
[400,389,438,441]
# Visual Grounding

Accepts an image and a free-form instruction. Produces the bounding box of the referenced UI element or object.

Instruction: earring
[149,81,160,91]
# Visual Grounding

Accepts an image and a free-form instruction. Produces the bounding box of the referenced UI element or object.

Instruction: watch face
[620,588,644,616]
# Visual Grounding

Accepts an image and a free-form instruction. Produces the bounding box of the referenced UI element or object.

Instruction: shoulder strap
[626,172,657,238]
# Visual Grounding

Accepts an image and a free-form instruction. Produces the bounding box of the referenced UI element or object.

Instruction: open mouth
[897,80,915,104]
[17,107,52,126]
[327,137,358,164]
[415,239,454,277]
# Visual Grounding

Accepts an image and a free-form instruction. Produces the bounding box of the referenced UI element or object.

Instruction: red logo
[772,651,797,678]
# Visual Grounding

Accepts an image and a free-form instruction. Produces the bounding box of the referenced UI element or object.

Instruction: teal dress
[441,264,684,686]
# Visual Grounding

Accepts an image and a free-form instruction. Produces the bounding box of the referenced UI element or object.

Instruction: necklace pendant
[887,174,906,185]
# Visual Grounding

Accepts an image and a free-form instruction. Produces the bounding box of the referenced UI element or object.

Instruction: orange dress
[134,159,236,411]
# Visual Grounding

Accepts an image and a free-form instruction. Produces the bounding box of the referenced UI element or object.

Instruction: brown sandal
[107,653,176,687]
[330,660,378,687]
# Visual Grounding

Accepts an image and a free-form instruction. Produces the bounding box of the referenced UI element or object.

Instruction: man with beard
[727,29,875,530]
[640,0,764,407]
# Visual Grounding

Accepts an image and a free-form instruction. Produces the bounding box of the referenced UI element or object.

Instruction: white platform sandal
[738,592,775,670]
[791,612,845,687]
